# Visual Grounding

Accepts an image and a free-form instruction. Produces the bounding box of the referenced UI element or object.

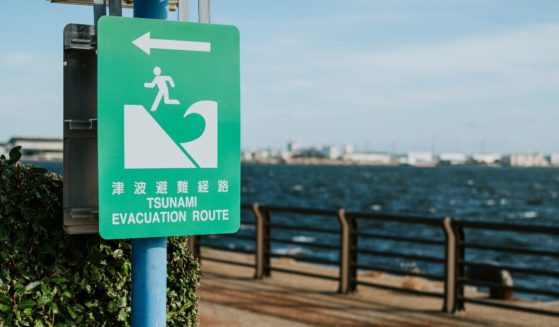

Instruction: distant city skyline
[241,141,559,168]
[1,1,559,153]
[242,139,559,156]
[4,136,558,167]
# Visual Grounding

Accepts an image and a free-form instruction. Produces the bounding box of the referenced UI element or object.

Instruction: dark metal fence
[189,203,559,317]
[453,220,559,316]
[348,210,447,300]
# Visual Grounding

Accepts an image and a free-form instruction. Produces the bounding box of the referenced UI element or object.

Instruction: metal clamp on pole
[93,0,106,35]
[178,0,189,22]
[108,0,122,16]
[337,208,357,294]
[253,203,271,279]
[198,0,210,23]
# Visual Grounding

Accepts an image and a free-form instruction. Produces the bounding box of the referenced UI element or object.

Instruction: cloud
[354,23,559,84]
[240,21,559,151]
[0,51,35,66]
[0,49,62,140]
[244,22,559,110]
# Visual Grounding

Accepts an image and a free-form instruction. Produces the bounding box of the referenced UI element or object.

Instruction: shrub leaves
[0,148,200,326]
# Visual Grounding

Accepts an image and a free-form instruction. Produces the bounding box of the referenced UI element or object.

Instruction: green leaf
[117,308,128,321]
[119,296,127,308]
[24,281,41,293]
[52,277,66,284]
[84,301,97,309]
[50,302,59,314]
[0,294,11,305]
[0,303,10,312]
[18,300,35,309]
[67,306,77,320]
[8,146,22,164]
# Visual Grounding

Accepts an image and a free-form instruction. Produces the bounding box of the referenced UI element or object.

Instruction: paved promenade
[197,249,559,326]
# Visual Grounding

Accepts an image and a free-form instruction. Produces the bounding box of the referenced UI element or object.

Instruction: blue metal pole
[134,0,169,19]
[131,2,168,327]
[131,238,167,326]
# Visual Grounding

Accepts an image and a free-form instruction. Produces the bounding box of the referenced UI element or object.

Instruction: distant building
[343,153,393,165]
[439,153,467,165]
[343,144,354,156]
[504,153,548,167]
[252,149,271,160]
[287,140,301,153]
[0,143,6,157]
[396,155,408,165]
[472,153,502,165]
[320,146,340,160]
[550,154,559,166]
[279,150,292,160]
[241,150,254,161]
[296,147,323,158]
[271,149,285,159]
[6,137,63,161]
[407,152,436,167]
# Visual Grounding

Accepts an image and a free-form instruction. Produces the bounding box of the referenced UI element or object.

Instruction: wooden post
[337,208,356,294]
[253,203,271,279]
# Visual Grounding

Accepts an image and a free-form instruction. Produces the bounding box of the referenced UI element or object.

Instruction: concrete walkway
[197,249,559,326]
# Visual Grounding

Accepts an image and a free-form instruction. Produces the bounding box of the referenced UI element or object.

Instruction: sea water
[33,161,559,299]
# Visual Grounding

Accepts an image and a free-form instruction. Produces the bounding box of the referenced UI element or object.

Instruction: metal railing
[349,211,448,300]
[189,205,256,268]
[189,203,559,317]
[453,220,559,316]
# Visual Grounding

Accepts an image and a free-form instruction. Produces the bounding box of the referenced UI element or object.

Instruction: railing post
[442,217,456,313]
[337,208,356,294]
[188,235,201,259]
[455,222,465,311]
[348,214,358,292]
[253,203,271,279]
[443,217,465,313]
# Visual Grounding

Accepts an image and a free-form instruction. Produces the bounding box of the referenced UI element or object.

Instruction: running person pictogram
[144,66,180,111]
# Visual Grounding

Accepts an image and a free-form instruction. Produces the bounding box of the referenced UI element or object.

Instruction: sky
[1,0,559,154]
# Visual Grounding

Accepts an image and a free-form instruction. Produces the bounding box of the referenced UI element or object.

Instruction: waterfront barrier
[189,203,559,317]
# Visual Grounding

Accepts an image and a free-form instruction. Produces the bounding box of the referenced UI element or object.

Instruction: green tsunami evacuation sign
[97,16,240,239]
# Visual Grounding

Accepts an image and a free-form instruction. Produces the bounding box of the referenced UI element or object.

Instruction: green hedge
[0,147,200,326]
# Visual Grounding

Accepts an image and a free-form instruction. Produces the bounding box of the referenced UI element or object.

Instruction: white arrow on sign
[132,32,211,55]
